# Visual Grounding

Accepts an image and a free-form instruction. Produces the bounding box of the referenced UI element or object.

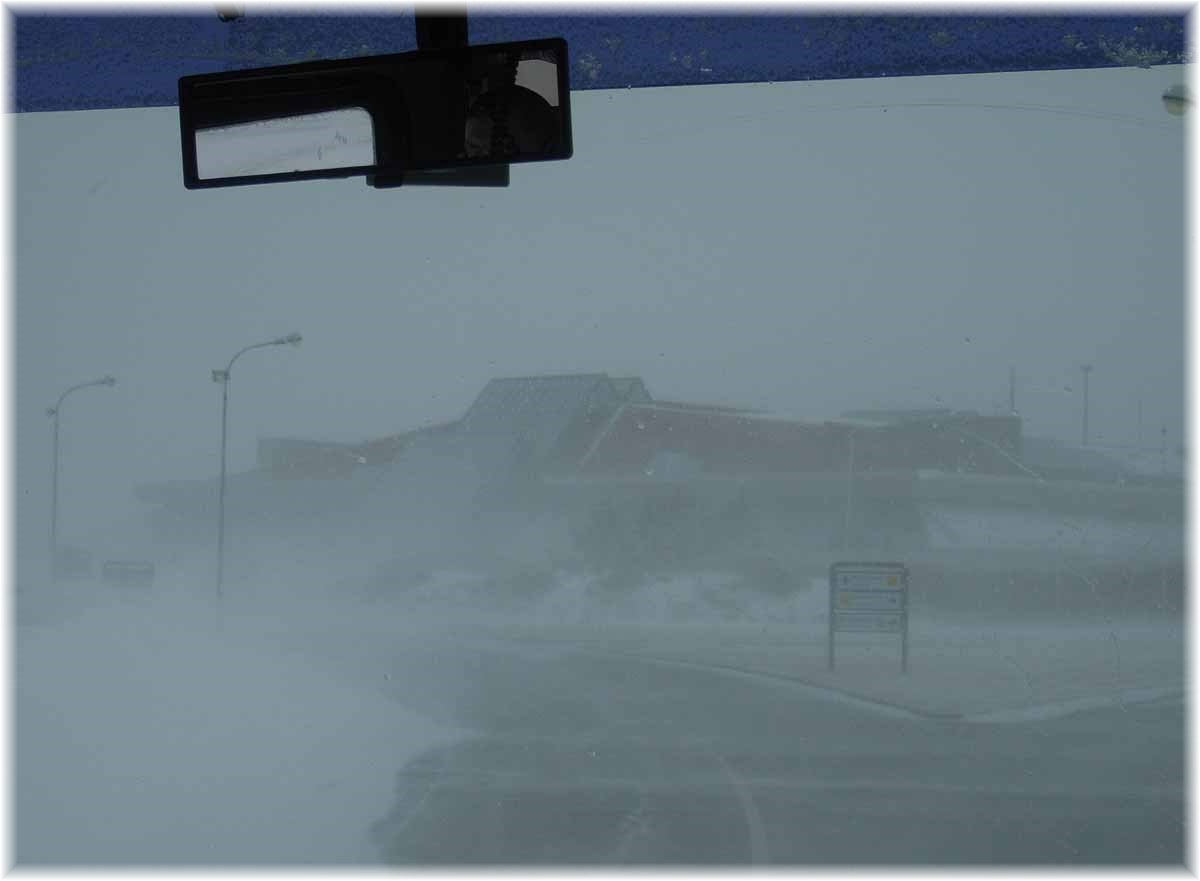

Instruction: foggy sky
[14,63,1187,555]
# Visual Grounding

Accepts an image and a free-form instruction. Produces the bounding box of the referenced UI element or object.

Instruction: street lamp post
[842,428,859,551]
[47,375,116,582]
[1081,364,1093,447]
[213,333,302,600]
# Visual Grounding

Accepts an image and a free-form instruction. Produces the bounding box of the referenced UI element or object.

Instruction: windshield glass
[14,21,1187,867]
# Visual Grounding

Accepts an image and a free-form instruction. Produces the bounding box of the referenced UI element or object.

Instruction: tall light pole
[47,375,116,582]
[1080,364,1093,447]
[1137,397,1143,448]
[842,428,858,550]
[213,333,302,600]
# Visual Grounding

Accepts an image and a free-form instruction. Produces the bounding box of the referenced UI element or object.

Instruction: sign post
[828,561,909,673]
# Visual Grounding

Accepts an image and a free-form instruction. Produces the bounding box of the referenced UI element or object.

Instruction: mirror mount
[414,8,469,51]
[369,6,508,189]
[374,165,511,188]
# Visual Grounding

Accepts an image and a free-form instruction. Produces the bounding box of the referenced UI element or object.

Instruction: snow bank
[15,585,459,866]
[357,567,824,632]
[920,504,1182,558]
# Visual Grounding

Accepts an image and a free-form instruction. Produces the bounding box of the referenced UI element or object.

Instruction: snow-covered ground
[350,566,822,631]
[15,576,460,865]
[13,554,818,865]
[920,504,1182,558]
[16,544,1183,865]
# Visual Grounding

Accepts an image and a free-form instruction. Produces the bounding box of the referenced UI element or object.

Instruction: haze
[13,62,1188,866]
[17,65,1186,550]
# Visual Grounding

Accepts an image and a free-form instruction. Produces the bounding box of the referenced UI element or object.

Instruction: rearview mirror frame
[178,37,572,190]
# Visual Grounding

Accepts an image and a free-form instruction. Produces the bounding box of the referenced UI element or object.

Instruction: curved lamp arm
[225,333,302,374]
[215,333,302,382]
[47,375,116,416]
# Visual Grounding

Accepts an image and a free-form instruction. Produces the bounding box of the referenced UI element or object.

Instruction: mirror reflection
[464,54,564,159]
[195,108,376,180]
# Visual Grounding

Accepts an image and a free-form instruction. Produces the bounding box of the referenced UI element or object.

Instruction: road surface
[332,638,1185,866]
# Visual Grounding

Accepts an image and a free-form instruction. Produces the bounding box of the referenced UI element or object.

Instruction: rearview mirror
[179,38,572,189]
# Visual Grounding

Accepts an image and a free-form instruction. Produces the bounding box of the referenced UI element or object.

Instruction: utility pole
[1080,364,1093,447]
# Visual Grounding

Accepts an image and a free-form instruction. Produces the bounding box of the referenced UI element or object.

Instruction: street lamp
[213,332,302,599]
[47,375,116,582]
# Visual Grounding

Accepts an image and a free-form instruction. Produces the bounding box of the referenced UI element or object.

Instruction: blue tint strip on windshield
[13,13,1188,112]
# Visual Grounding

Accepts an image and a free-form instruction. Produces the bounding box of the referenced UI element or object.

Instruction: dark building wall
[582,406,1025,476]
[584,406,855,472]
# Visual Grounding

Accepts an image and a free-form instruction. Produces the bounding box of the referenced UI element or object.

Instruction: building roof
[459,373,622,459]
[1021,436,1138,480]
[650,400,758,414]
[841,408,1009,424]
[610,377,652,403]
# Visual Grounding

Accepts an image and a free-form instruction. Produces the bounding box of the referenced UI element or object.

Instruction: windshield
[14,15,1187,868]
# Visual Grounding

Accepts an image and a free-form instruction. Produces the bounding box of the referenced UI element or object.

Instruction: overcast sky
[14,63,1187,553]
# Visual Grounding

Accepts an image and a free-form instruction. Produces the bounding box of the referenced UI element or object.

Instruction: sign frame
[828,561,909,673]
